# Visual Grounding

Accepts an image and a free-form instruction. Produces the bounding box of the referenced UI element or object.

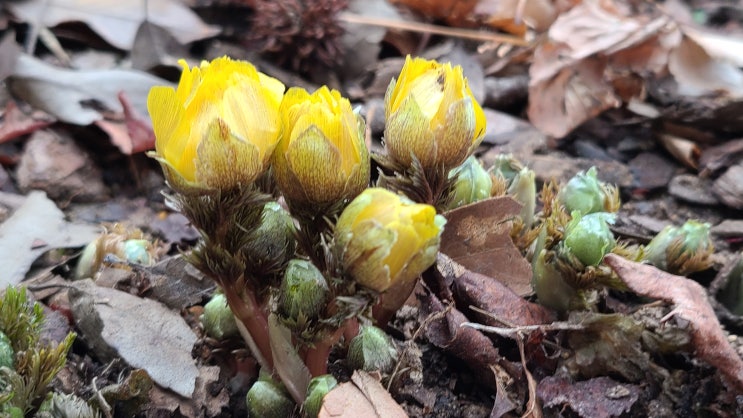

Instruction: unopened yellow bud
[147,57,285,192]
[334,188,445,292]
[384,56,486,170]
[273,86,369,209]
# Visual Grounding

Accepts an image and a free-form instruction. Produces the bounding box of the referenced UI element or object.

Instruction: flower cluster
[147,55,480,411]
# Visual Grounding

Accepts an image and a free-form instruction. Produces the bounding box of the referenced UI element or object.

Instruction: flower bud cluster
[147,54,473,408]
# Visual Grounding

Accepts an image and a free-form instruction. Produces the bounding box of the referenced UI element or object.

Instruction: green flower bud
[563,212,616,266]
[248,202,297,272]
[559,167,619,215]
[200,293,239,339]
[643,220,713,275]
[447,156,493,209]
[0,331,13,369]
[303,374,338,418]
[278,259,329,322]
[508,167,536,228]
[246,375,295,418]
[347,325,397,373]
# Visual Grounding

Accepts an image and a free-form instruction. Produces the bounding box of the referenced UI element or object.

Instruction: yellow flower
[272,86,369,210]
[147,57,285,192]
[334,188,445,293]
[384,56,487,170]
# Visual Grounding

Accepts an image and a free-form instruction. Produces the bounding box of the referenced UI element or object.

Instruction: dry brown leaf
[391,0,478,27]
[0,101,53,143]
[441,197,532,296]
[656,132,700,170]
[319,371,407,418]
[418,286,520,389]
[7,0,219,50]
[0,191,100,286]
[682,26,743,68]
[9,54,169,126]
[547,1,671,61]
[437,253,556,327]
[604,254,743,393]
[69,279,201,397]
[528,51,620,139]
[94,92,155,155]
[668,35,743,98]
[537,376,641,417]
[474,0,557,35]
[527,0,677,138]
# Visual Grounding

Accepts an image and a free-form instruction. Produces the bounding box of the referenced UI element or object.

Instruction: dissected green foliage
[0,286,43,354]
[0,286,76,415]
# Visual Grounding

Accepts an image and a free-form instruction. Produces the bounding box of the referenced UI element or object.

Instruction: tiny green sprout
[347,325,398,373]
[303,374,337,418]
[508,166,536,228]
[563,212,617,267]
[200,293,239,340]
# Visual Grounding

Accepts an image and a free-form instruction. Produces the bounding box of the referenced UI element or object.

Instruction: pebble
[16,130,107,202]
[713,164,743,209]
[668,174,719,205]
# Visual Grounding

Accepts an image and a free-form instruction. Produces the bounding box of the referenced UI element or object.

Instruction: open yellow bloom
[147,57,284,192]
[334,188,445,293]
[384,56,486,170]
[272,86,369,209]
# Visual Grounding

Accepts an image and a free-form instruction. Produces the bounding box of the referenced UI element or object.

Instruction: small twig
[91,377,113,418]
[461,321,584,339]
[338,12,532,47]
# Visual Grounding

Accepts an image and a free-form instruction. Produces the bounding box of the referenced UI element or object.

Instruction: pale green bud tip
[200,293,239,339]
[489,153,522,184]
[559,166,605,215]
[677,220,712,252]
[278,259,329,321]
[304,375,338,418]
[123,239,151,265]
[246,379,294,418]
[347,325,398,373]
[508,167,536,227]
[0,330,13,369]
[564,211,616,266]
[447,156,493,209]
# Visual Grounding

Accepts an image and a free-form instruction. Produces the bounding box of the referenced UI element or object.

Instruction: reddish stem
[303,322,348,376]
[224,284,274,370]
[343,317,360,344]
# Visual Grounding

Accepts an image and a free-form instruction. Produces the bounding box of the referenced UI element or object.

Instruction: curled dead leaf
[604,254,743,393]
[441,197,532,296]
